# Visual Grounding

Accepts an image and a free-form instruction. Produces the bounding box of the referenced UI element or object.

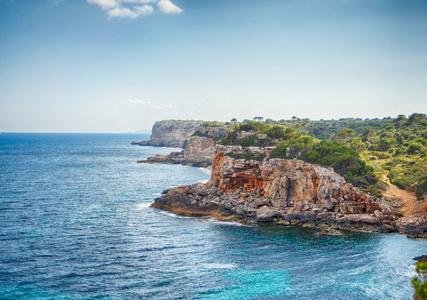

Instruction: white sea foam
[157,210,194,219]
[135,203,152,210]
[200,167,212,175]
[201,263,237,269]
[203,217,245,226]
[197,179,209,184]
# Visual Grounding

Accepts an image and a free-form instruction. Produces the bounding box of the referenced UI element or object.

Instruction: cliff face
[211,146,382,214]
[132,121,230,149]
[184,136,214,157]
[138,136,215,167]
[153,146,427,238]
[135,122,228,166]
[148,121,201,148]
[197,127,229,139]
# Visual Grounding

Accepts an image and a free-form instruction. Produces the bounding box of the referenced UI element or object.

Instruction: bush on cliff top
[219,114,427,194]
[270,138,376,188]
[220,122,286,147]
[200,121,226,127]
[221,121,377,189]
[192,130,210,138]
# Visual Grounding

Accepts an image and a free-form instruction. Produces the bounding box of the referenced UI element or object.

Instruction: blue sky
[0,0,426,132]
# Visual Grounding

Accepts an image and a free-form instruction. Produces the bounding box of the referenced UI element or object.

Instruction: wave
[203,217,245,227]
[155,210,195,219]
[201,263,237,269]
[135,203,152,210]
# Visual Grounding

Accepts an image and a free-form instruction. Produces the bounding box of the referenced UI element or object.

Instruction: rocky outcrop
[196,126,229,139]
[153,145,427,238]
[184,136,214,157]
[133,120,201,148]
[132,121,230,149]
[138,136,215,167]
[135,121,230,166]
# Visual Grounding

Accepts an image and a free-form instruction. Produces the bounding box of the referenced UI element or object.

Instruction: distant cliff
[135,121,229,167]
[138,136,216,167]
[132,120,201,148]
[153,146,427,238]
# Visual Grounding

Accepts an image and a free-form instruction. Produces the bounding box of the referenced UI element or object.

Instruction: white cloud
[108,6,139,18]
[157,0,183,14]
[121,0,156,3]
[149,104,177,110]
[88,0,119,10]
[127,99,151,104]
[88,0,183,18]
[134,4,154,15]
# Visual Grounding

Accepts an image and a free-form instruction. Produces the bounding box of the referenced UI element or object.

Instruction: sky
[0,0,426,132]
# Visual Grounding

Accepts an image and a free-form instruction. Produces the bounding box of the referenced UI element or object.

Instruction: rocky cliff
[153,146,427,238]
[135,122,229,167]
[196,126,230,140]
[138,136,215,167]
[133,120,201,148]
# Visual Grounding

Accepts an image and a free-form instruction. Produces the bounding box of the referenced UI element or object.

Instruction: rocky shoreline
[135,121,229,168]
[137,136,216,168]
[152,145,427,238]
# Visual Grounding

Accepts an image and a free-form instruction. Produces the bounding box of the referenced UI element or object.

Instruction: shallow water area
[0,133,426,299]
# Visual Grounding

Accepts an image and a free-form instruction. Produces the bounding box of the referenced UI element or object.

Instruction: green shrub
[192,130,210,138]
[200,121,226,127]
[363,185,382,197]
[376,152,391,159]
[271,140,376,187]
[408,142,424,154]
[410,178,427,198]
[227,152,266,161]
[412,261,427,300]
[391,178,413,189]
[219,121,282,147]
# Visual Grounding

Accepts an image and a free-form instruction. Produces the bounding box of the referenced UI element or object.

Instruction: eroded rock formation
[196,126,229,139]
[133,120,201,148]
[152,145,427,238]
[138,136,215,167]
[135,122,230,167]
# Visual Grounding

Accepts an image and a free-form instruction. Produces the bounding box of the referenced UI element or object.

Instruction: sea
[0,133,426,300]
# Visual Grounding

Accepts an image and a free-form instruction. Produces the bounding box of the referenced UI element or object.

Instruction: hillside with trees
[218,113,427,199]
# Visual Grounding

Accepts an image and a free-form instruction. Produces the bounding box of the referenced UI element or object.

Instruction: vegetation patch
[226,152,267,161]
[412,260,427,300]
[200,121,226,127]
[217,113,426,196]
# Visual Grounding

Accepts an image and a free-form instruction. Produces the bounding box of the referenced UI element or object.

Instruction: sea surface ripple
[0,133,426,299]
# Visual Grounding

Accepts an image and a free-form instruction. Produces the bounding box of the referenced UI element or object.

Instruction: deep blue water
[0,133,426,300]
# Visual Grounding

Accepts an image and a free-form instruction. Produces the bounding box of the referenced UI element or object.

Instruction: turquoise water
[0,133,426,299]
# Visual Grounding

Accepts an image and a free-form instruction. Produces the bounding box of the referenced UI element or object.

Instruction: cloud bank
[87,0,183,18]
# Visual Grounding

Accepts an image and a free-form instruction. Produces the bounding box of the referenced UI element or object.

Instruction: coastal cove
[1,133,427,299]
